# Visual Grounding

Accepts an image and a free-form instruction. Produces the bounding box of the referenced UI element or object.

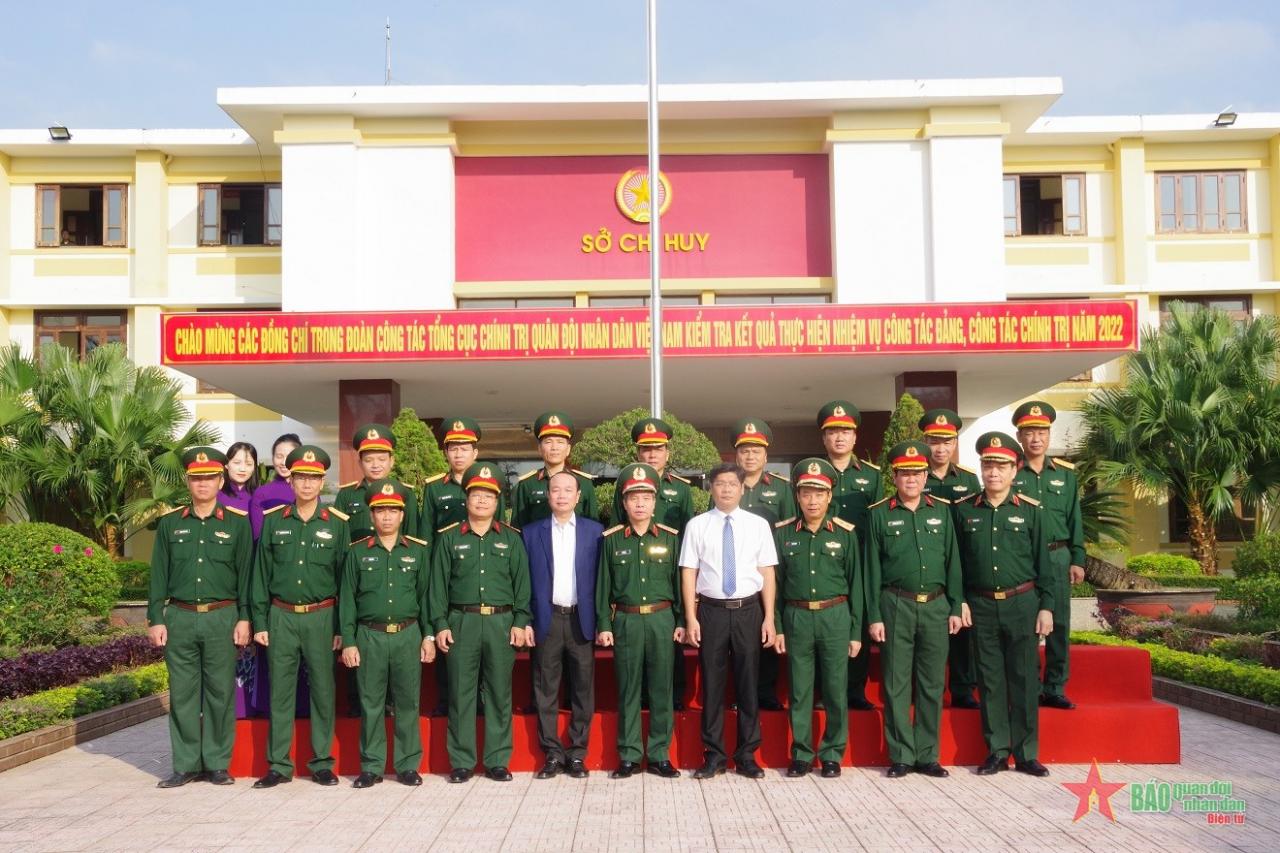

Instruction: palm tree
[1080,304,1280,574]
[0,343,221,557]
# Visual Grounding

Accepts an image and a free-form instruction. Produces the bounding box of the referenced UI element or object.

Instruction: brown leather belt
[698,593,760,610]
[456,604,513,615]
[361,619,416,634]
[170,599,235,613]
[616,601,672,615]
[887,587,944,604]
[1048,541,1069,552]
[786,595,848,611]
[973,581,1036,601]
[272,597,335,614]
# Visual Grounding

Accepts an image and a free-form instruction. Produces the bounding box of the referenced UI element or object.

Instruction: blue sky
[2,0,1277,129]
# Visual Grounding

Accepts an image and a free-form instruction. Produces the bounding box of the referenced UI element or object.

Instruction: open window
[198,184,282,246]
[36,185,128,247]
[1003,174,1085,237]
[35,311,127,358]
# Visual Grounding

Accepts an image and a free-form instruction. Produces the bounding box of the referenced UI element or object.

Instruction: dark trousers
[531,609,595,762]
[697,596,762,765]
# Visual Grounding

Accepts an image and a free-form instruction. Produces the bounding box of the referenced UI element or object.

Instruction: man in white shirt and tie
[680,463,779,779]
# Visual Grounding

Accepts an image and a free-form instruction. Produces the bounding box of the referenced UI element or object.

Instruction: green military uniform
[773,458,863,769]
[149,447,252,780]
[250,446,349,781]
[1011,401,1084,704]
[865,441,963,771]
[817,400,881,706]
[597,464,683,766]
[338,480,431,777]
[333,423,419,542]
[952,432,1053,767]
[920,408,982,706]
[512,412,598,527]
[428,462,532,772]
[741,471,797,525]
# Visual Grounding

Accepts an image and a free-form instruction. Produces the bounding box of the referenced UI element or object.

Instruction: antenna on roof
[384,18,392,85]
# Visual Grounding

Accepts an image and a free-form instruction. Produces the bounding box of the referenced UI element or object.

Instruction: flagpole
[646,0,663,417]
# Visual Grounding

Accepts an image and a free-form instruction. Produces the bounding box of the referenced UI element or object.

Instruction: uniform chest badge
[926,518,943,526]
[454,543,471,551]
[824,541,841,550]
[214,530,231,539]
[953,485,970,492]
[887,519,905,527]
[174,528,190,536]
[648,545,669,556]
[493,542,509,550]
[401,556,416,563]
[855,478,869,486]
[1008,516,1026,524]
[363,556,380,563]
[315,529,333,540]
[663,489,677,497]
[1050,479,1065,487]
[616,549,632,557]
[761,490,776,498]
[783,540,799,548]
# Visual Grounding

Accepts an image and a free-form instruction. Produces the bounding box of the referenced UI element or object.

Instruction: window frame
[1156,170,1247,234]
[196,182,283,247]
[1168,495,1255,543]
[34,310,128,359]
[1002,173,1086,237]
[1157,294,1252,322]
[35,184,129,248]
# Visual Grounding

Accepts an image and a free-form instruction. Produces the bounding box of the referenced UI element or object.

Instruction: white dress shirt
[678,506,778,599]
[550,513,578,607]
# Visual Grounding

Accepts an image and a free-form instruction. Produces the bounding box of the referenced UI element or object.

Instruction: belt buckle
[196,603,210,613]
[386,622,400,633]
[993,591,1007,601]
[726,599,742,610]
[807,601,821,611]
[915,593,929,604]
[639,604,653,615]
[479,605,495,616]
[293,604,308,614]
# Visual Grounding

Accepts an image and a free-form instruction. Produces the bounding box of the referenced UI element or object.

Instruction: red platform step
[228,644,1179,776]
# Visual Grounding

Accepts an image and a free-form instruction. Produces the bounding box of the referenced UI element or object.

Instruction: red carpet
[228,645,1180,775]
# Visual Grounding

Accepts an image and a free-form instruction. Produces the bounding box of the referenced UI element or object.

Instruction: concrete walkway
[0,706,1276,852]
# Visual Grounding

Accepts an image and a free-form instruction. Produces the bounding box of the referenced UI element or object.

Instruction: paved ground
[0,706,1277,852]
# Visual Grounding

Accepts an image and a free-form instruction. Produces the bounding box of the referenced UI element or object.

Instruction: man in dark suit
[522,470,604,779]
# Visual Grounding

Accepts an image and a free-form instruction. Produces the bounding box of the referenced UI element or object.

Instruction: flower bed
[0,633,163,702]
[0,663,167,741]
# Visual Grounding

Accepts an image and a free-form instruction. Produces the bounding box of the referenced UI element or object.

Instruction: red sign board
[454,154,831,281]
[162,301,1138,366]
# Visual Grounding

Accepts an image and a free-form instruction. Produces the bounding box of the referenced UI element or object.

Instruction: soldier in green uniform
[816,400,881,710]
[733,417,795,712]
[513,412,598,528]
[420,416,506,717]
[774,458,862,779]
[952,432,1054,777]
[430,462,533,783]
[148,446,253,788]
[333,423,420,542]
[596,463,684,779]
[920,408,982,710]
[250,446,349,788]
[1011,401,1085,711]
[610,416,695,710]
[865,441,964,779]
[338,479,434,788]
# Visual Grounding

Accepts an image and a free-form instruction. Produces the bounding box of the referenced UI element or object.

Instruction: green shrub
[1235,574,1280,628]
[114,560,150,601]
[1072,631,1280,705]
[0,523,122,648]
[0,662,167,740]
[1233,532,1280,580]
[692,487,710,515]
[1207,636,1267,665]
[1070,581,1096,598]
[1150,575,1237,599]
[593,482,615,526]
[1127,553,1202,577]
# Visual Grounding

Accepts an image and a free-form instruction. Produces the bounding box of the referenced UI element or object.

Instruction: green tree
[876,393,925,496]
[0,343,221,557]
[390,407,447,500]
[574,407,721,474]
[1081,304,1280,574]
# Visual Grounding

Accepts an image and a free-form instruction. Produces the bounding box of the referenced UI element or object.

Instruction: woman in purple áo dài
[249,433,301,539]
[220,441,260,517]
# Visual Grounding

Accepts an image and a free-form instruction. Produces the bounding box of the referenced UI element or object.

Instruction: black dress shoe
[311,769,339,786]
[253,770,290,788]
[536,758,564,779]
[786,760,810,778]
[352,771,383,788]
[915,762,949,778]
[1039,693,1076,710]
[758,697,785,712]
[567,759,588,779]
[646,760,680,779]
[886,763,912,778]
[848,695,876,711]
[485,766,513,782]
[976,754,1008,775]
[611,760,639,779]
[448,768,473,784]
[735,760,765,779]
[1015,759,1050,777]
[206,770,234,785]
[951,694,981,710]
[396,770,423,786]
[692,760,727,780]
[156,771,202,789]
[820,761,841,778]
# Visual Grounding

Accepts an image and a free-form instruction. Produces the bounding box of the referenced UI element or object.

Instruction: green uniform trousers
[355,623,423,774]
[266,607,337,776]
[164,604,238,773]
[968,591,1040,762]
[783,605,850,763]
[1041,547,1072,697]
[613,609,675,763]
[446,610,516,770]
[880,591,949,765]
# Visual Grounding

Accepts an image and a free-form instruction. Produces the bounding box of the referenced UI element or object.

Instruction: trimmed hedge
[1151,575,1238,599]
[1233,532,1280,580]
[0,633,162,701]
[1128,553,1202,577]
[1235,574,1280,626]
[1072,631,1280,706]
[114,560,150,601]
[0,662,168,741]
